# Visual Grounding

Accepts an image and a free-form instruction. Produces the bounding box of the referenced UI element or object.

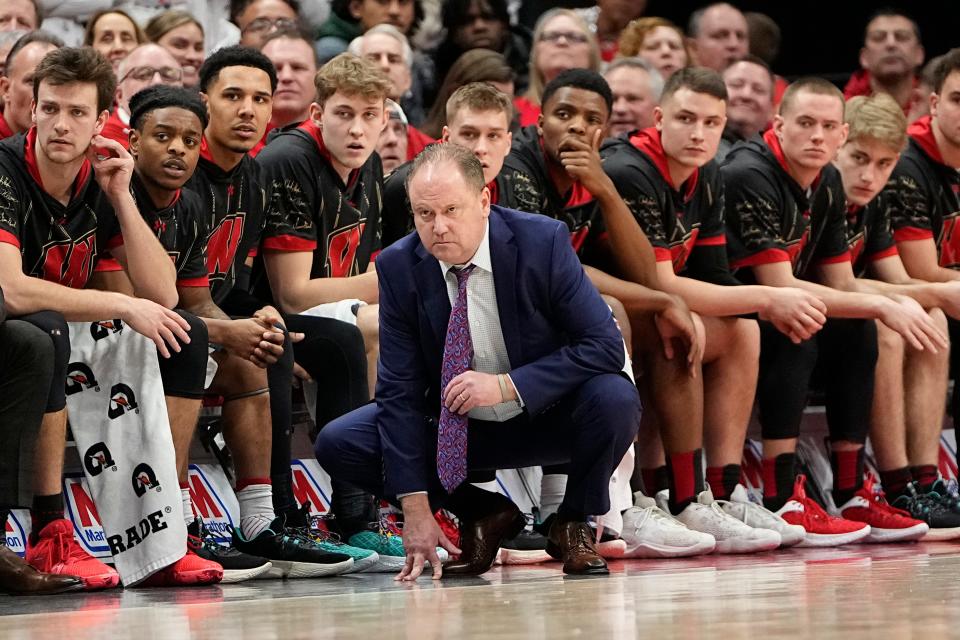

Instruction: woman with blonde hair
[515,8,600,127]
[145,10,205,88]
[618,17,691,80]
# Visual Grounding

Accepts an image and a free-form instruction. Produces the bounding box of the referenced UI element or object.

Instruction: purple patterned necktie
[437,264,476,493]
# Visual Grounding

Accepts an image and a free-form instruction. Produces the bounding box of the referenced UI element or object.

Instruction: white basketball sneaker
[656,489,781,554]
[718,484,807,547]
[620,492,716,558]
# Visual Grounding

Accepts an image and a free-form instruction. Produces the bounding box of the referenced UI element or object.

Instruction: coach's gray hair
[604,56,664,101]
[406,143,486,193]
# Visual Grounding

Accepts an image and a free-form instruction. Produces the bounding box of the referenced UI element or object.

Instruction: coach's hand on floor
[397,495,461,582]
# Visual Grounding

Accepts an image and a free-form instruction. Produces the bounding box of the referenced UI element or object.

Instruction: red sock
[833,450,862,492]
[762,458,779,499]
[706,466,726,498]
[911,464,938,490]
[640,467,667,495]
[236,477,272,491]
[666,450,701,511]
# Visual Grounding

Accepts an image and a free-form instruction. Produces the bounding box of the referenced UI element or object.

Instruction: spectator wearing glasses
[0,31,63,140]
[83,9,146,73]
[231,0,301,49]
[515,9,600,128]
[100,44,183,148]
[145,10,206,89]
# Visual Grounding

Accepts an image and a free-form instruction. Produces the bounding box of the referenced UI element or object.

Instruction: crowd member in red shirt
[843,10,925,114]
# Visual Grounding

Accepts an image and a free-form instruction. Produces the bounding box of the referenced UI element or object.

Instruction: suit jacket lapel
[414,242,451,352]
[490,210,522,366]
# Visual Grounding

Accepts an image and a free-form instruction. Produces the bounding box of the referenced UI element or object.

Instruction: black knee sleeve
[285,314,370,427]
[267,326,296,515]
[158,309,208,399]
[18,311,69,412]
[819,319,878,444]
[757,321,818,440]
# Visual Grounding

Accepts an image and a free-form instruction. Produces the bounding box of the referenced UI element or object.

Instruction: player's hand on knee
[762,288,826,343]
[121,298,191,358]
[654,297,701,377]
[882,295,949,353]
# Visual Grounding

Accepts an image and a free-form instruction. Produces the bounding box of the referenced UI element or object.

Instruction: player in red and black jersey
[866,50,960,511]
[381,82,515,247]
[722,77,947,544]
[257,53,387,396]
[0,47,202,588]
[832,93,960,534]
[156,46,363,574]
[602,67,829,549]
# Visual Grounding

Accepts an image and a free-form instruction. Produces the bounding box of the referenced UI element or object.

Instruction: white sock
[181,486,194,528]
[237,483,276,539]
[539,473,567,521]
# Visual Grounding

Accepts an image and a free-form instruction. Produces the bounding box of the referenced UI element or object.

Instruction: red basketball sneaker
[837,478,929,543]
[139,549,223,587]
[775,476,871,547]
[26,519,119,590]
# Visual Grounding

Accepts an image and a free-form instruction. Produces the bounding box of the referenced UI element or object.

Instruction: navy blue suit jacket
[375,205,627,495]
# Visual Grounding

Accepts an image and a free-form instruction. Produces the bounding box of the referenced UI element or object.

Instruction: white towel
[65,320,187,585]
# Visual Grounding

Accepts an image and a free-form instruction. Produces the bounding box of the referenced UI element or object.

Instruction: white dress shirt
[438,221,524,422]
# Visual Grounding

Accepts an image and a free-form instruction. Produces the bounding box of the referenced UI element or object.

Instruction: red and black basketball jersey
[500,126,603,259]
[185,139,266,304]
[256,120,383,279]
[844,203,899,277]
[0,129,122,288]
[869,116,960,268]
[94,174,210,287]
[131,173,209,287]
[602,128,729,279]
[381,152,513,247]
[721,129,850,281]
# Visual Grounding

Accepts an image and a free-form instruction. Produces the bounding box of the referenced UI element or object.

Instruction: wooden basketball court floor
[2,542,959,640]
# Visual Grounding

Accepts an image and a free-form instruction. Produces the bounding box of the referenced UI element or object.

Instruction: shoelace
[571,524,595,553]
[192,519,229,553]
[631,505,685,534]
[55,531,89,563]
[304,515,346,546]
[860,486,913,519]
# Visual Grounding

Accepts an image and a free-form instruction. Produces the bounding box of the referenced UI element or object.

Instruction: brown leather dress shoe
[546,520,609,575]
[0,546,84,595]
[443,502,527,576]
